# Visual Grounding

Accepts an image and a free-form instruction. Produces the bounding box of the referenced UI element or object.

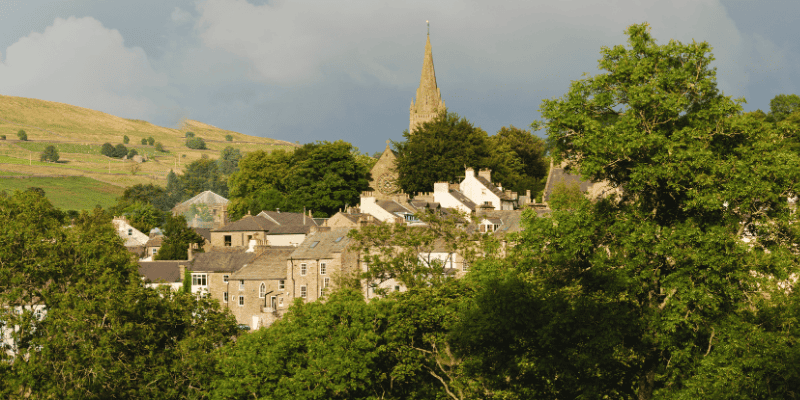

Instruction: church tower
[409,22,445,134]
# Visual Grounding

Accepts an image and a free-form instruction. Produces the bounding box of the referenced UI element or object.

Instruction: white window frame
[223,275,229,283]
[127,228,132,236]
[279,297,284,307]
[259,283,266,298]
[238,296,244,306]
[300,263,307,276]
[300,285,307,298]
[152,248,158,255]
[192,273,207,286]
[223,292,228,303]
[239,280,245,291]
[279,280,285,290]
[320,262,327,275]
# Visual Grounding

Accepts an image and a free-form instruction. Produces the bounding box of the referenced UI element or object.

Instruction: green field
[0,176,124,211]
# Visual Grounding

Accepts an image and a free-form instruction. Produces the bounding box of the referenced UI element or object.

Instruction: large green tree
[155,214,205,260]
[453,23,800,399]
[768,93,800,122]
[394,111,492,194]
[181,157,229,198]
[488,125,548,194]
[0,191,238,399]
[228,140,370,218]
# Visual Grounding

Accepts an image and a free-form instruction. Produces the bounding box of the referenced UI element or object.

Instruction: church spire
[409,21,444,133]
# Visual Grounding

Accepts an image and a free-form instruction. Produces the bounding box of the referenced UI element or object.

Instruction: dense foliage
[0,191,238,399]
[39,145,59,162]
[228,140,370,218]
[186,137,207,150]
[394,112,548,195]
[154,214,205,260]
[16,129,27,141]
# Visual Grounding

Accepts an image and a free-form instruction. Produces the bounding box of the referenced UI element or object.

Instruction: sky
[0,0,798,154]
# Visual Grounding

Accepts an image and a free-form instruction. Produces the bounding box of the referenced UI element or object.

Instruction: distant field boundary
[0,174,72,178]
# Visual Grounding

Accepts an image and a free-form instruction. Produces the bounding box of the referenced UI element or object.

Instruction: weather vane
[427,20,429,35]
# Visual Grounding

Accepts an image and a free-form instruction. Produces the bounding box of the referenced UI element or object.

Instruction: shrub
[0,135,6,140]
[128,148,138,158]
[113,144,128,158]
[40,145,59,162]
[147,136,155,146]
[101,143,115,157]
[186,137,207,150]
[225,134,233,142]
[16,129,27,141]
[185,132,195,138]
[141,138,147,145]
[123,135,130,144]
[155,142,164,152]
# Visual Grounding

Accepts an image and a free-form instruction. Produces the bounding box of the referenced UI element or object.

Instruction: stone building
[111,216,148,258]
[172,190,229,229]
[185,248,259,307]
[286,228,358,303]
[228,247,295,330]
[409,26,445,134]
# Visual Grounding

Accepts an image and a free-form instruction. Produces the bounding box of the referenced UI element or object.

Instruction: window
[152,248,158,255]
[259,283,266,298]
[300,285,307,298]
[223,275,229,283]
[321,277,330,297]
[462,261,469,272]
[320,262,327,275]
[270,296,277,310]
[238,296,244,306]
[247,235,252,243]
[334,236,344,242]
[279,297,284,307]
[239,280,245,291]
[279,280,285,290]
[395,285,400,292]
[300,263,307,276]
[224,235,232,246]
[223,292,228,302]
[309,241,320,248]
[127,228,132,236]
[192,273,207,286]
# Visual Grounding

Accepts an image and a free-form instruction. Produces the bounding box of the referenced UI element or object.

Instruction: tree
[227,141,370,218]
[16,129,27,141]
[1,135,6,140]
[768,93,800,122]
[39,145,59,162]
[0,191,239,399]
[454,23,800,399]
[113,143,128,158]
[225,134,233,142]
[155,214,204,260]
[123,135,130,144]
[181,158,228,197]
[155,142,164,152]
[186,137,207,150]
[128,148,138,158]
[185,132,195,138]
[141,138,148,145]
[147,136,155,146]
[488,125,549,195]
[394,111,492,194]
[217,146,242,175]
[101,142,115,157]
[111,201,165,233]
[547,180,585,210]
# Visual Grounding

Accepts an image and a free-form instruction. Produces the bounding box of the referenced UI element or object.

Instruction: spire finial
[426,20,429,36]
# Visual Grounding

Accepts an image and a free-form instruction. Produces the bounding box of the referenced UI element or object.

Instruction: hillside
[0,95,298,189]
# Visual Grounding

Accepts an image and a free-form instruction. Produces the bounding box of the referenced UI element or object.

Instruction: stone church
[368,25,445,200]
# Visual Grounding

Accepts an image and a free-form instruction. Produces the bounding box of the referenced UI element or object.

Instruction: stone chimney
[188,245,193,261]
[434,182,448,193]
[478,168,492,181]
[178,264,186,284]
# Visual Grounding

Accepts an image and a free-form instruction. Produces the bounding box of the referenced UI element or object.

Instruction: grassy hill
[0,94,298,210]
[0,176,124,211]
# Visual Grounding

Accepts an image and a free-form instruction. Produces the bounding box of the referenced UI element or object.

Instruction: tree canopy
[453,22,800,399]
[228,140,370,218]
[39,145,59,163]
[154,214,204,260]
[394,112,548,196]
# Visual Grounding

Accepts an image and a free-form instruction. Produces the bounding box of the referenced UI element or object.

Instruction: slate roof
[189,248,258,273]
[213,215,273,232]
[290,228,352,260]
[231,247,294,280]
[192,228,212,242]
[475,176,513,201]
[173,191,228,210]
[258,211,317,227]
[138,260,184,283]
[376,200,415,214]
[467,210,525,235]
[145,235,164,247]
[450,190,477,211]
[543,167,594,202]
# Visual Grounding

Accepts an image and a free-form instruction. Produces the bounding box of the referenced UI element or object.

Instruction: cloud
[0,16,168,119]
[171,7,192,25]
